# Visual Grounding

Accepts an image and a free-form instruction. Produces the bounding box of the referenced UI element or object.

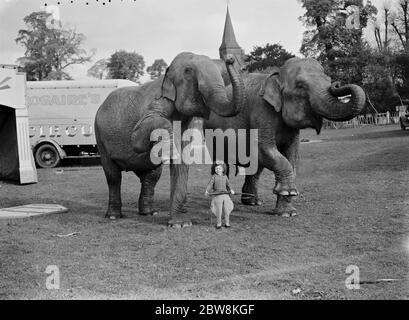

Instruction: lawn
[0,124,408,299]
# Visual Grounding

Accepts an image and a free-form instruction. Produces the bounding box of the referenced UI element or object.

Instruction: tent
[0,64,37,184]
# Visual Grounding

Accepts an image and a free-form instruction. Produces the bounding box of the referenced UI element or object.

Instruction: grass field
[0,124,408,299]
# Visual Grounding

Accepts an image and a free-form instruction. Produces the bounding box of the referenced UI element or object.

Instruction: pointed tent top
[219,6,241,51]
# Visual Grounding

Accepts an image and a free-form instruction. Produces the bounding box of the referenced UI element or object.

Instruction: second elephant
[203,57,366,216]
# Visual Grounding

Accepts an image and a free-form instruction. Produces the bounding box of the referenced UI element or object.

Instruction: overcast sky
[0,0,387,82]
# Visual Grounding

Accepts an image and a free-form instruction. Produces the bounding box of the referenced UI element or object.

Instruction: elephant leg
[241,166,264,206]
[274,133,300,217]
[101,155,122,219]
[168,161,191,228]
[261,145,298,196]
[274,195,297,217]
[135,166,162,216]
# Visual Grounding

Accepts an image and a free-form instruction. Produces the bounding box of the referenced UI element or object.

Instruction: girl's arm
[226,177,234,194]
[205,176,215,194]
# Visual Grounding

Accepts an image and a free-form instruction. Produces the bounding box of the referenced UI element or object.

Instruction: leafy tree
[361,52,401,112]
[87,58,109,79]
[369,1,409,104]
[299,0,377,62]
[15,11,92,80]
[299,0,377,85]
[298,0,409,112]
[146,59,168,80]
[107,50,145,83]
[393,52,409,98]
[245,43,295,72]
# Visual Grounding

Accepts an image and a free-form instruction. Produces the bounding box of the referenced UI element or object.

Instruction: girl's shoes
[216,224,231,229]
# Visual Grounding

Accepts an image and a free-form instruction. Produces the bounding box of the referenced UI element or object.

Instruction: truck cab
[27,79,137,168]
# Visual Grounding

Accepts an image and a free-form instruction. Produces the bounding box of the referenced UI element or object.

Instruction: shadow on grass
[331,128,408,142]
[338,144,409,172]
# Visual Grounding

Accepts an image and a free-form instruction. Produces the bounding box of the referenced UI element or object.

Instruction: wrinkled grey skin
[95,52,246,227]
[203,57,366,216]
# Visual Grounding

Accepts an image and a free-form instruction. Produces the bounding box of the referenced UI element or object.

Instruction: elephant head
[132,52,245,154]
[260,57,366,133]
[162,52,245,118]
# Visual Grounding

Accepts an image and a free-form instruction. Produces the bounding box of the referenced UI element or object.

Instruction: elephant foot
[270,195,297,217]
[241,196,262,206]
[168,218,193,229]
[105,208,122,220]
[138,209,159,216]
[273,181,298,196]
[270,208,297,217]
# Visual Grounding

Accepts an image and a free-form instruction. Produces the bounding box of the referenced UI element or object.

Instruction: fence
[323,111,401,129]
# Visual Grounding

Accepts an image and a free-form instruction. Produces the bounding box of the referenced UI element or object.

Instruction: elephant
[94,52,246,227]
[202,57,366,216]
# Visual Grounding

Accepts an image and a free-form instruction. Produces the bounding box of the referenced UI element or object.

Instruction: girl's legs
[222,195,234,227]
[211,195,223,228]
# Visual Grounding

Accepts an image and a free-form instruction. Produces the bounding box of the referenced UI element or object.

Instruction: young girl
[205,161,235,229]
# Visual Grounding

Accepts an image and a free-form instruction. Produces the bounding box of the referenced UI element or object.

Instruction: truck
[27,79,137,168]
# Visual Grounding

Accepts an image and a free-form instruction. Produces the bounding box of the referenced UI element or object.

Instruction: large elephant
[203,57,366,216]
[95,52,245,227]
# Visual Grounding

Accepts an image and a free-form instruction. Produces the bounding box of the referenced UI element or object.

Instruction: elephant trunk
[203,56,245,117]
[311,82,366,122]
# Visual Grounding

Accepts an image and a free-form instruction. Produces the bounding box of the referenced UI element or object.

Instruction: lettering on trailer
[29,124,94,138]
[27,93,101,107]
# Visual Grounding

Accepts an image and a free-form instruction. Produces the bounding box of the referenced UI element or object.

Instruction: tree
[361,52,401,112]
[369,1,409,103]
[107,50,145,83]
[146,59,168,80]
[390,0,409,51]
[393,52,409,98]
[299,0,377,62]
[245,43,295,72]
[87,58,109,79]
[15,11,92,80]
[299,0,377,86]
[374,5,392,51]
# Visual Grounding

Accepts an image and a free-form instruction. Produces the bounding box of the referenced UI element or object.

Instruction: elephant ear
[259,68,282,113]
[160,68,176,102]
[131,103,173,154]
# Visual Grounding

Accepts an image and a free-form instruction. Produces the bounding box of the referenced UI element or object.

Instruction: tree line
[245,0,409,113]
[16,11,168,83]
[16,2,409,112]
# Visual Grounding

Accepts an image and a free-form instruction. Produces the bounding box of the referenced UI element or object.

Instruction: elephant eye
[295,81,305,89]
[184,67,193,75]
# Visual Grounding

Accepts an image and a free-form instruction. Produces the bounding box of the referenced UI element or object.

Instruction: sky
[0,0,389,82]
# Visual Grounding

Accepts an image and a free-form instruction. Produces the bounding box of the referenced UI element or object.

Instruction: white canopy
[0,64,37,184]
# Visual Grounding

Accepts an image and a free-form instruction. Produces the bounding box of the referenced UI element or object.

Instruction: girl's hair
[211,161,229,176]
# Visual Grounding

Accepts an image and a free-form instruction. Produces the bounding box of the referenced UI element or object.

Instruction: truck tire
[35,144,61,168]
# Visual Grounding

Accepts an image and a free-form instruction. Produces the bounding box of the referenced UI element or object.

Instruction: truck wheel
[35,144,61,168]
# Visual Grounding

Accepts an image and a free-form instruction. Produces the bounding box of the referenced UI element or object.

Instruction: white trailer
[27,79,137,168]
